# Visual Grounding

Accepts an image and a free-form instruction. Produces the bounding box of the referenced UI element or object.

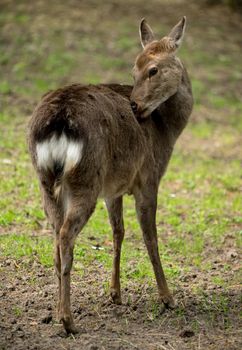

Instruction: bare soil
[0,249,241,350]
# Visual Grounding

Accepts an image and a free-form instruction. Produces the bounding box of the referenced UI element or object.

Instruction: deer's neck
[154,67,193,143]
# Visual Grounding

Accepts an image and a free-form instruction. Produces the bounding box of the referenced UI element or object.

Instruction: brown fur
[136,39,176,69]
[28,18,193,334]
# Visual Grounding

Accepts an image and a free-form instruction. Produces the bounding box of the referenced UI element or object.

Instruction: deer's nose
[130,101,138,112]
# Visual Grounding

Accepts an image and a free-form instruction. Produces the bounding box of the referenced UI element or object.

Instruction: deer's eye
[149,67,158,78]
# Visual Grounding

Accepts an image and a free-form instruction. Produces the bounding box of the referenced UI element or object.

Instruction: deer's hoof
[110,289,122,305]
[61,315,78,335]
[160,294,176,309]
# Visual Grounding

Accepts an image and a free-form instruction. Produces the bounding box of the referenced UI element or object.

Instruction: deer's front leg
[134,189,175,309]
[105,197,124,304]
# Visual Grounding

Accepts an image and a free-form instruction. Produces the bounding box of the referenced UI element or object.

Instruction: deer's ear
[139,18,155,49]
[168,16,186,50]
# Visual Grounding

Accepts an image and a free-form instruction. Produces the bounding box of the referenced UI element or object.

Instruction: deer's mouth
[130,99,156,119]
[138,98,164,118]
[137,105,156,119]
[139,108,150,118]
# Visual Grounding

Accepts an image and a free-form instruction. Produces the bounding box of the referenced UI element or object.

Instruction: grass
[0,0,241,336]
[13,306,23,317]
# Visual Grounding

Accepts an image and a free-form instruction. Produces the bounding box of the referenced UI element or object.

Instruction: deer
[28,17,193,334]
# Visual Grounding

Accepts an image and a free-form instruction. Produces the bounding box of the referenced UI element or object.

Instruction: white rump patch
[36,133,83,174]
[65,142,82,172]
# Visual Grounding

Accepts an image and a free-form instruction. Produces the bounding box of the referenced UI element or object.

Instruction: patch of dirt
[0,248,241,350]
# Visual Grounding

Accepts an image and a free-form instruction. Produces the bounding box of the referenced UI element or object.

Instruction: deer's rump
[28,84,147,197]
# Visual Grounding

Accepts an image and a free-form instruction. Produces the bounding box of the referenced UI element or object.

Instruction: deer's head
[131,17,186,118]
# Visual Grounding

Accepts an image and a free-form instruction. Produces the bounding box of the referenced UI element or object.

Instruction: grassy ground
[0,0,241,349]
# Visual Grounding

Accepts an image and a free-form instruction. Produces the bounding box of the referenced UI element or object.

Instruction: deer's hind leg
[105,196,124,304]
[40,177,64,322]
[58,188,98,334]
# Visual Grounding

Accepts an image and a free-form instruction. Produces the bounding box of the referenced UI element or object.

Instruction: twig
[14,260,20,268]
[70,333,76,341]
[168,343,176,350]
[198,333,201,350]
[119,338,140,349]
[157,344,169,350]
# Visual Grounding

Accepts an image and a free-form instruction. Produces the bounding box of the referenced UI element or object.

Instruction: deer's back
[28,84,147,198]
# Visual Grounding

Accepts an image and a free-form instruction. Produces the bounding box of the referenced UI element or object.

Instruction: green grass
[13,306,23,317]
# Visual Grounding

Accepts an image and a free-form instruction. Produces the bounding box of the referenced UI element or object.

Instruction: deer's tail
[36,133,83,176]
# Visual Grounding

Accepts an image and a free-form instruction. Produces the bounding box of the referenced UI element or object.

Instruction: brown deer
[28,17,193,334]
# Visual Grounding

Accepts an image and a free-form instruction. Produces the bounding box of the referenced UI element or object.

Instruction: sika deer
[28,17,193,334]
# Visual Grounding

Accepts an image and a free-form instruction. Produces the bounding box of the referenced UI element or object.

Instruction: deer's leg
[41,186,63,321]
[105,197,124,304]
[59,195,97,334]
[54,234,62,321]
[134,188,175,309]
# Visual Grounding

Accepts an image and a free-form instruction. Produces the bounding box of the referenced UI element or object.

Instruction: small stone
[7,285,15,291]
[14,325,22,332]
[88,346,99,350]
[180,329,195,338]
[6,259,12,266]
[25,300,34,306]
[74,306,83,314]
[41,313,52,324]
[227,249,238,259]
[22,276,29,282]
